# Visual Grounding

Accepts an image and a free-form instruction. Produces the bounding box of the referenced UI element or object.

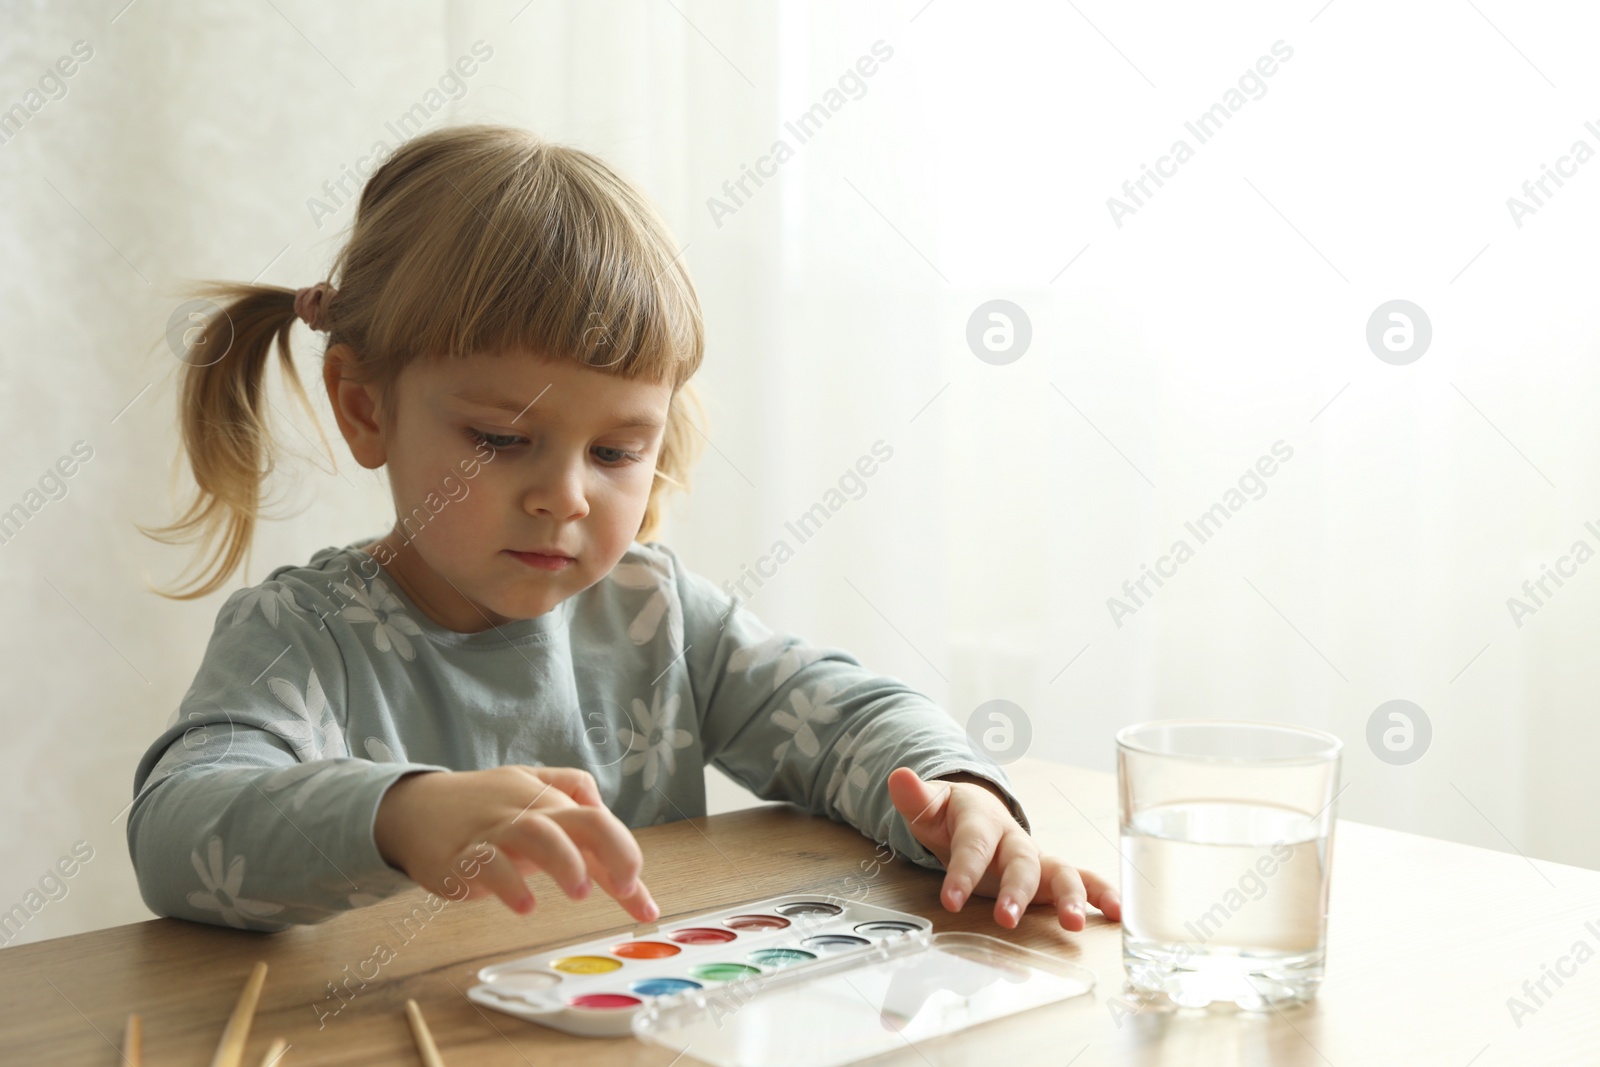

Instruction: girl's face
[350,350,673,632]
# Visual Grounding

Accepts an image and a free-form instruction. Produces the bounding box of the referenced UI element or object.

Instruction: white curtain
[4,0,1596,945]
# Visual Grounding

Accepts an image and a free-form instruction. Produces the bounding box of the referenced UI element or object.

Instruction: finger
[991,829,1042,930]
[470,841,535,915]
[550,807,644,897]
[1044,860,1089,932]
[583,847,660,923]
[502,849,545,878]
[941,810,999,912]
[503,767,577,817]
[522,766,604,808]
[1077,864,1122,923]
[498,812,592,901]
[885,767,953,857]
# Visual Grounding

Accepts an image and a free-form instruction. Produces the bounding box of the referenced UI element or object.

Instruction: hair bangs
[355,138,697,391]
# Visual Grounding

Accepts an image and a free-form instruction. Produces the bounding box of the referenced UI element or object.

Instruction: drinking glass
[1116,720,1342,1009]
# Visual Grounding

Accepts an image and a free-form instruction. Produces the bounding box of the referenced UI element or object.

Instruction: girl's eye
[468,429,524,451]
[593,446,643,466]
[467,428,641,466]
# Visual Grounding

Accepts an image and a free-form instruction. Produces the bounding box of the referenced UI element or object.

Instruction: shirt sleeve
[126,579,449,930]
[655,544,1032,872]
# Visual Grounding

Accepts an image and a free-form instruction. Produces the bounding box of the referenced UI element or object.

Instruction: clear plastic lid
[631,931,1096,1067]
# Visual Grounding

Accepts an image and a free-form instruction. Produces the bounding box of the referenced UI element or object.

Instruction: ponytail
[139,282,332,599]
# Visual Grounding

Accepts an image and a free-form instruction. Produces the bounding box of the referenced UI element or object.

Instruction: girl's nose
[522,453,590,521]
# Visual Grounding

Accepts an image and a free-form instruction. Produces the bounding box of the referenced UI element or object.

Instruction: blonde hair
[142,125,706,600]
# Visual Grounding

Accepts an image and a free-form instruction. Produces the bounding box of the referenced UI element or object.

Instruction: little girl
[129,124,1119,936]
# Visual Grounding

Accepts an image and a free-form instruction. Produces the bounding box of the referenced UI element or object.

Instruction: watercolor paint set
[467,893,1096,1066]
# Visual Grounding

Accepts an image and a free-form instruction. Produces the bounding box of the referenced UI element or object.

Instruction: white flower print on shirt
[186,835,284,929]
[825,726,891,824]
[772,683,843,763]
[364,736,398,763]
[336,577,423,660]
[229,582,301,628]
[258,760,349,812]
[620,688,693,791]
[264,668,348,761]
[608,561,684,652]
[727,634,824,693]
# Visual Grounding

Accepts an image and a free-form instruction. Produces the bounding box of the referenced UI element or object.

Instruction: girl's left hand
[886,766,1122,932]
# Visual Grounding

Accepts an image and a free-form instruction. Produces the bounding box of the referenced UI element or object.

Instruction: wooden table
[4,759,1597,1065]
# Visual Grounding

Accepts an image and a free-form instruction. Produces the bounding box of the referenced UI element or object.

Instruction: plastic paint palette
[468,893,1097,1064]
[468,894,929,1037]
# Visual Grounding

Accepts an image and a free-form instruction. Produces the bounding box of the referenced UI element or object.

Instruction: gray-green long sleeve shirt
[127,537,1030,930]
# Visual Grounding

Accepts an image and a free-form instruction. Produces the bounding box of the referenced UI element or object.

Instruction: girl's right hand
[373,765,659,922]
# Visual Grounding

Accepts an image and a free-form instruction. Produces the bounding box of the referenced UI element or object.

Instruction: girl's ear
[323,343,388,470]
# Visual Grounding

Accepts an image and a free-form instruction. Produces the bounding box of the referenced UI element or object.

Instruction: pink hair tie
[294,282,336,332]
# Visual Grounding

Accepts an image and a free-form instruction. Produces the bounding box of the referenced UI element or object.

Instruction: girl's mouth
[505,550,574,571]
